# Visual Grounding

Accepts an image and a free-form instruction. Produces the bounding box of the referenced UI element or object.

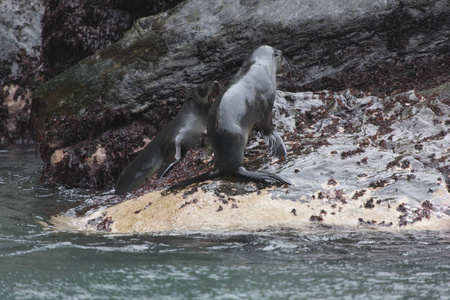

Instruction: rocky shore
[34,0,449,190]
[51,86,450,233]
[2,0,449,232]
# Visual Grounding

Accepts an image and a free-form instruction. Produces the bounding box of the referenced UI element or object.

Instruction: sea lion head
[190,81,221,105]
[250,45,284,74]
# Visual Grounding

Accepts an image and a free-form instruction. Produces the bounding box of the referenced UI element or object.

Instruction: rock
[50,181,450,233]
[35,0,450,189]
[0,0,44,144]
[0,0,184,144]
[41,0,184,80]
[50,87,450,233]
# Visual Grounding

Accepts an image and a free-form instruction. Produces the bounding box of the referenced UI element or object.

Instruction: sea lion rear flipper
[263,131,287,158]
[115,147,164,195]
[168,169,221,190]
[236,167,290,185]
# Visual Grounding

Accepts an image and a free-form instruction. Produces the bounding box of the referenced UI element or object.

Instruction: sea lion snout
[193,81,222,105]
[204,81,221,105]
[209,81,221,104]
[274,48,284,74]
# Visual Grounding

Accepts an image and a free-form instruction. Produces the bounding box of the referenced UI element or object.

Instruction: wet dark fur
[115,81,220,195]
[170,46,289,190]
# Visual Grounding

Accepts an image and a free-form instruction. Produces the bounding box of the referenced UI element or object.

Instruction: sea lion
[171,45,289,189]
[115,81,220,195]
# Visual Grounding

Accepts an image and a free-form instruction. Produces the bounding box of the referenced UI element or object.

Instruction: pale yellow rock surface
[50,184,450,234]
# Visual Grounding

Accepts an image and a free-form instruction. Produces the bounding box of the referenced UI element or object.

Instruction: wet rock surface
[0,0,44,144]
[51,185,450,233]
[41,0,184,80]
[51,85,450,233]
[35,0,450,189]
[0,0,183,144]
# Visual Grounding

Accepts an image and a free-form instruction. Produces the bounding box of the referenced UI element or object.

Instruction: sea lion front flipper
[263,131,287,158]
[159,142,183,178]
[159,158,180,178]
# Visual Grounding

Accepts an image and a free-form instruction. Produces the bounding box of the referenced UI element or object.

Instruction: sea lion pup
[115,81,220,195]
[170,45,290,190]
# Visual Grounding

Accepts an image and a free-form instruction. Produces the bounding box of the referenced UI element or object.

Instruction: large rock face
[51,88,450,233]
[35,0,450,189]
[0,0,44,144]
[0,0,183,144]
[40,0,184,81]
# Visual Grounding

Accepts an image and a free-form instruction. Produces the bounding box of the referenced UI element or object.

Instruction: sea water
[1,146,449,299]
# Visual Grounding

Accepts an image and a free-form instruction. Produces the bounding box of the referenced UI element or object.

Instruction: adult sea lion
[171,45,289,189]
[115,81,220,195]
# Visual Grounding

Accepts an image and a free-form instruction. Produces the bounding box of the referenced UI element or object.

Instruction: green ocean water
[1,146,449,299]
